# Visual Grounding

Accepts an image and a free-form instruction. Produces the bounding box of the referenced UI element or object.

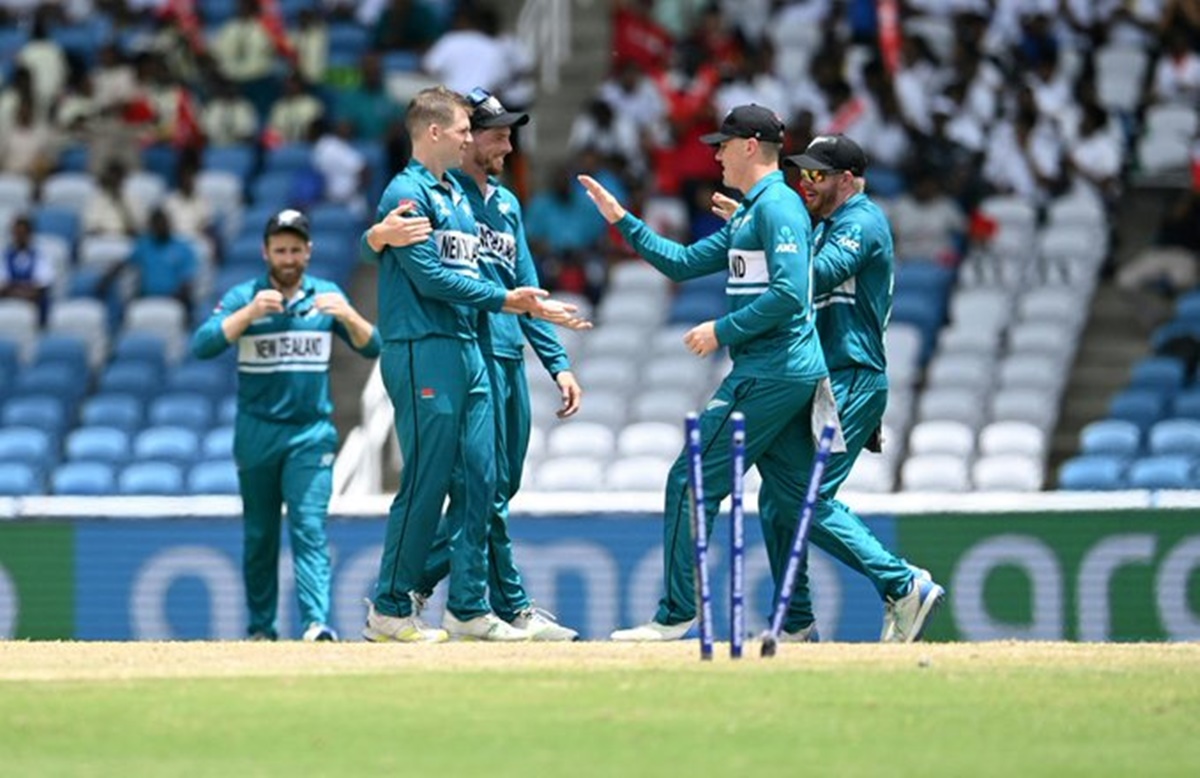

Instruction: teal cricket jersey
[615,170,825,381]
[191,274,382,424]
[362,159,509,342]
[449,170,571,375]
[812,192,893,377]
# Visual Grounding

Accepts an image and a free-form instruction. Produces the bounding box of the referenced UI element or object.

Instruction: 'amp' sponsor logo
[836,235,861,251]
[476,223,517,270]
[775,225,800,254]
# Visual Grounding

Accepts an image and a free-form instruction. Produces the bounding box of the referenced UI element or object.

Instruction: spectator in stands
[1152,27,1200,104]
[598,60,670,150]
[84,162,140,237]
[15,8,67,117]
[887,172,966,265]
[1063,99,1123,212]
[981,90,1064,205]
[123,207,198,312]
[525,160,612,299]
[209,0,280,115]
[0,66,36,131]
[712,49,787,125]
[335,52,404,140]
[291,9,329,86]
[421,5,512,97]
[568,98,644,178]
[372,0,444,51]
[310,117,368,218]
[265,71,325,146]
[91,43,137,111]
[52,64,97,141]
[200,77,259,147]
[162,159,216,259]
[1117,189,1200,299]
[649,42,722,195]
[612,0,674,75]
[0,97,57,183]
[0,215,54,322]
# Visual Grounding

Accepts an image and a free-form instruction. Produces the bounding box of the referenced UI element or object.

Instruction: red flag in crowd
[878,0,901,75]
[260,0,298,64]
[173,88,202,149]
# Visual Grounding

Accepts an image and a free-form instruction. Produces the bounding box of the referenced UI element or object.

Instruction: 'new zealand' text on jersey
[615,171,825,381]
[191,274,383,424]
[362,159,508,342]
[811,192,893,375]
[448,170,570,376]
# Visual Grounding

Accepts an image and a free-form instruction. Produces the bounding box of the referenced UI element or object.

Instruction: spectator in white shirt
[422,6,512,97]
[15,9,67,117]
[162,160,216,256]
[310,117,368,218]
[266,72,325,145]
[568,98,645,177]
[1064,100,1123,211]
[0,98,57,183]
[201,78,259,147]
[598,60,670,148]
[84,162,140,237]
[887,174,966,264]
[1153,28,1200,104]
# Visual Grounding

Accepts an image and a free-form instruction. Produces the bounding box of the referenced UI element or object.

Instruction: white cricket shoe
[444,611,532,642]
[881,565,932,641]
[362,599,449,643]
[882,577,945,643]
[610,619,695,641]
[302,622,338,642]
[511,606,579,641]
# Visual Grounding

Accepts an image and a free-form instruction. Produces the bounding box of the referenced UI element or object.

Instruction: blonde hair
[405,86,470,136]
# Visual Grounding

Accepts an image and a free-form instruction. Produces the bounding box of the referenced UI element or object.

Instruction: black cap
[263,208,311,242]
[785,134,868,176]
[700,104,785,146]
[465,87,529,129]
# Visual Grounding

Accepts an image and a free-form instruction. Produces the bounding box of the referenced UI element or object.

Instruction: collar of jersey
[740,170,785,208]
[409,158,464,195]
[255,273,317,302]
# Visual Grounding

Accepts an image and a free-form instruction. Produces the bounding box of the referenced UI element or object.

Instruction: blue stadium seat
[265,144,314,173]
[97,361,163,400]
[328,23,370,56]
[217,395,237,425]
[52,461,118,495]
[1108,390,1168,430]
[0,337,19,378]
[1128,357,1187,395]
[890,293,945,361]
[147,393,214,432]
[308,203,359,235]
[112,332,170,372]
[1,397,68,436]
[80,393,143,433]
[1174,290,1200,323]
[1127,455,1195,490]
[119,462,185,495]
[0,462,41,496]
[864,166,907,198]
[1151,320,1200,351]
[0,426,56,473]
[202,426,235,459]
[251,171,298,205]
[50,23,102,66]
[188,459,240,494]
[200,0,238,24]
[1058,455,1126,491]
[1148,418,1200,456]
[381,51,421,73]
[65,426,131,464]
[1079,419,1141,457]
[226,235,267,268]
[33,334,90,373]
[132,426,200,464]
[668,292,725,325]
[1172,389,1200,420]
[166,362,231,399]
[203,144,257,180]
[141,144,180,186]
[895,261,954,296]
[57,144,89,172]
[32,206,81,245]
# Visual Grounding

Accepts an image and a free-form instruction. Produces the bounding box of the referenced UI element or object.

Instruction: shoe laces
[517,604,560,624]
[409,591,429,616]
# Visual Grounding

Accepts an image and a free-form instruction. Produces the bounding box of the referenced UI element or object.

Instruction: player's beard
[270,263,304,289]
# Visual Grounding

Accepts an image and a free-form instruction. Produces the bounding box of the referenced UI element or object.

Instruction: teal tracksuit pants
[373,337,496,620]
[418,355,533,620]
[235,414,337,639]
[656,372,820,626]
[760,367,914,633]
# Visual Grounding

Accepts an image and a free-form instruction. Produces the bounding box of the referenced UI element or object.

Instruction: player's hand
[313,292,352,321]
[577,174,627,224]
[554,370,583,419]
[711,192,739,222]
[683,320,720,357]
[502,286,550,315]
[370,207,432,249]
[536,297,593,330]
[251,289,284,317]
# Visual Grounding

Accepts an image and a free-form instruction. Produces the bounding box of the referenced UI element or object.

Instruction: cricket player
[191,208,381,642]
[360,86,587,643]
[412,88,583,640]
[579,103,830,641]
[716,134,945,642]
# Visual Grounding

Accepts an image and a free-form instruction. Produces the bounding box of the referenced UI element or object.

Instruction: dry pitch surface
[2,640,1198,680]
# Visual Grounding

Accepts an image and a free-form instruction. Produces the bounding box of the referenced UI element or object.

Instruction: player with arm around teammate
[360,86,588,643]
[191,209,381,642]
[580,104,832,641]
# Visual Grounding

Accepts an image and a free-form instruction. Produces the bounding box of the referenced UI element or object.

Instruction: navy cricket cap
[465,87,529,129]
[700,104,785,146]
[264,208,311,242]
[785,134,868,177]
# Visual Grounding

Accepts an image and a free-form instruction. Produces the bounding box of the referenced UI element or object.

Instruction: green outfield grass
[2,642,1198,776]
